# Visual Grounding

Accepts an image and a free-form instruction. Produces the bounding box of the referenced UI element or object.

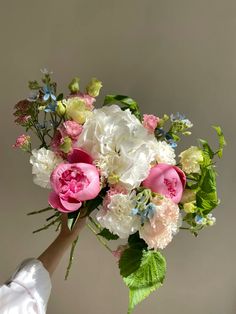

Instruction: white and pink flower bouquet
[13,70,225,314]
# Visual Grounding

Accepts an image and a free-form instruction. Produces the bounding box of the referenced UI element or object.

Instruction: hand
[59,213,87,243]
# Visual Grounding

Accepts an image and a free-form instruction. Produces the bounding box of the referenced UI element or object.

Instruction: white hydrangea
[96,192,141,238]
[154,141,176,165]
[30,148,63,189]
[77,105,161,190]
[179,146,203,174]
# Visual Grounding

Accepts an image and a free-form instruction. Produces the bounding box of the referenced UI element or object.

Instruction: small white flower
[30,148,63,189]
[96,192,141,238]
[179,146,203,174]
[154,141,176,165]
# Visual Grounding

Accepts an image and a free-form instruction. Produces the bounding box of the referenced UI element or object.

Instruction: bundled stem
[65,236,79,280]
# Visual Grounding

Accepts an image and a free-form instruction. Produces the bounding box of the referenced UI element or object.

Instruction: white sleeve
[0,258,52,314]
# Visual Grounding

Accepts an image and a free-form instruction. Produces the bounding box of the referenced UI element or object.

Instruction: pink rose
[69,92,95,110]
[142,114,159,133]
[48,149,100,213]
[142,163,186,203]
[59,120,83,141]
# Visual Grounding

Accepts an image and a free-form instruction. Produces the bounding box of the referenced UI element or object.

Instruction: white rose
[179,146,203,174]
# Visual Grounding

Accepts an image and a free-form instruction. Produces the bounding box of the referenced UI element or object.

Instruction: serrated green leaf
[212,125,226,158]
[199,138,214,159]
[103,94,141,120]
[127,283,161,314]
[97,228,119,240]
[119,247,143,277]
[196,166,218,212]
[121,250,166,314]
[128,232,148,249]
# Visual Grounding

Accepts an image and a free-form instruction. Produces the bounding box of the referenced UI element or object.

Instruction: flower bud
[68,77,80,94]
[56,100,66,116]
[13,134,31,152]
[86,78,102,97]
[183,202,196,213]
[60,136,72,153]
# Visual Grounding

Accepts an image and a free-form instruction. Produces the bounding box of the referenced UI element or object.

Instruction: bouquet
[13,70,225,314]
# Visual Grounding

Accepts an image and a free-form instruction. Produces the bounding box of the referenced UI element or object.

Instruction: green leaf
[103,94,141,120]
[121,250,166,314]
[85,195,103,215]
[212,125,226,158]
[196,166,218,212]
[97,228,119,240]
[119,247,143,277]
[199,138,214,159]
[128,232,148,250]
[56,93,64,101]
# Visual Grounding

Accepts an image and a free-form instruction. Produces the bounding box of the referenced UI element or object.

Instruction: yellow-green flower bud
[68,77,80,93]
[56,100,66,116]
[60,137,72,153]
[86,78,102,97]
[183,202,196,213]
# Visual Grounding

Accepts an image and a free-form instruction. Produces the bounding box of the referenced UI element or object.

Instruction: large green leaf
[120,250,166,314]
[119,247,143,277]
[103,94,141,120]
[97,228,119,240]
[196,166,218,212]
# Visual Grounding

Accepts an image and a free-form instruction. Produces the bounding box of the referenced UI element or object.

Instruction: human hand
[59,213,87,243]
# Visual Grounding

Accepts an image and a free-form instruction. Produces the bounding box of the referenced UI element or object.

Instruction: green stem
[65,236,79,280]
[86,223,112,253]
[88,216,102,231]
[27,207,53,215]
[180,227,190,230]
[33,216,61,234]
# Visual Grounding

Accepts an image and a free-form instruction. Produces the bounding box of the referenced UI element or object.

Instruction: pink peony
[139,196,180,249]
[142,163,186,203]
[48,149,100,213]
[58,120,83,141]
[142,114,159,133]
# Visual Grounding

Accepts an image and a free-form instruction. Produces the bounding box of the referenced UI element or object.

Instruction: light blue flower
[43,86,56,102]
[195,215,206,225]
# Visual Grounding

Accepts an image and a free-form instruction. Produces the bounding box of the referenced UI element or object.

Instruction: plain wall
[0,1,235,313]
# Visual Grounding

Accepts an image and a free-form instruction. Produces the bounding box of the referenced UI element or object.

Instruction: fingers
[72,216,87,235]
[60,213,69,231]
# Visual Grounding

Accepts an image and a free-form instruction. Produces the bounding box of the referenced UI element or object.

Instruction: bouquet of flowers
[13,70,225,314]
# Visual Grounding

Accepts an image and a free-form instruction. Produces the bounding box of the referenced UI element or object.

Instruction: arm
[37,214,86,277]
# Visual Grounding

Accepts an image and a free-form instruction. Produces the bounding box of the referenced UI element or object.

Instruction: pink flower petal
[48,191,70,213]
[67,148,93,164]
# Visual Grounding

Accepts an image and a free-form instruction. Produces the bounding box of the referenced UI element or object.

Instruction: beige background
[0,1,235,313]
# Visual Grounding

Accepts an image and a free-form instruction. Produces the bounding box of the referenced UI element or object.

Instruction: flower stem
[88,216,102,231]
[27,207,53,215]
[33,216,61,234]
[64,236,79,280]
[86,223,112,253]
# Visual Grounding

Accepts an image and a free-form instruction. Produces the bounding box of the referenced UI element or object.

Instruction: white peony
[76,105,160,190]
[155,141,176,165]
[96,192,141,238]
[179,146,203,174]
[30,148,63,189]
